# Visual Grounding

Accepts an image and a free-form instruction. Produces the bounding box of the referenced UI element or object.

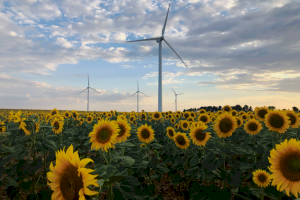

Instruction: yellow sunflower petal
[79,158,94,168]
[84,187,99,196]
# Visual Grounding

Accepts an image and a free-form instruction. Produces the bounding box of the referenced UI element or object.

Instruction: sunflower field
[1,106,300,200]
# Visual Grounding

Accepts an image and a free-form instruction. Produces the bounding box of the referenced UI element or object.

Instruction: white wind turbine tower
[129,80,149,112]
[171,88,184,112]
[77,73,101,111]
[126,3,188,112]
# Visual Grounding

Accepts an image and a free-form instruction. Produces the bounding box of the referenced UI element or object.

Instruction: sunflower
[97,117,102,121]
[235,117,243,128]
[213,113,237,138]
[187,116,194,122]
[244,119,263,135]
[117,114,126,121]
[174,124,179,130]
[22,126,31,136]
[137,124,155,144]
[223,105,232,112]
[254,107,268,122]
[189,124,211,147]
[34,122,40,133]
[217,110,223,115]
[231,110,238,117]
[64,111,70,118]
[284,109,300,129]
[198,114,210,124]
[175,114,180,119]
[190,112,196,118]
[71,110,79,120]
[51,118,64,134]
[128,116,135,123]
[45,115,51,123]
[80,118,85,125]
[152,111,162,121]
[180,120,189,131]
[211,116,216,123]
[0,121,6,133]
[173,132,190,150]
[240,114,248,121]
[140,113,147,121]
[47,144,99,200]
[115,118,131,143]
[199,109,206,114]
[50,108,59,117]
[268,138,300,198]
[252,169,271,188]
[86,115,93,124]
[170,117,176,124]
[140,143,146,148]
[107,113,112,118]
[183,112,190,119]
[165,115,169,120]
[166,127,176,140]
[239,111,245,116]
[265,109,290,134]
[248,114,255,119]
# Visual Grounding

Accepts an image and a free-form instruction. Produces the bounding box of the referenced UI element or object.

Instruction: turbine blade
[139,91,149,97]
[87,73,89,86]
[126,37,161,43]
[162,3,171,36]
[177,93,184,95]
[90,87,101,94]
[171,87,176,94]
[129,92,137,98]
[137,80,139,91]
[164,39,188,68]
[78,88,88,95]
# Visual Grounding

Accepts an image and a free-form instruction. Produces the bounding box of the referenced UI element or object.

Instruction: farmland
[0,106,300,200]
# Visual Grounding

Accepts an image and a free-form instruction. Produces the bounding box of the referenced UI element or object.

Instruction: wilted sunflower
[174,124,179,130]
[284,109,300,129]
[170,117,176,124]
[137,124,155,144]
[183,112,190,119]
[50,108,59,116]
[173,132,190,150]
[51,118,64,134]
[64,111,70,118]
[213,113,237,138]
[252,169,271,188]
[244,119,263,135]
[189,124,211,147]
[166,127,176,140]
[198,114,210,124]
[187,116,194,122]
[235,117,243,128]
[86,115,93,123]
[152,111,162,121]
[115,118,131,143]
[231,110,238,117]
[265,109,290,134]
[223,105,232,112]
[71,110,79,120]
[199,109,206,114]
[180,120,189,131]
[47,144,99,200]
[268,138,300,198]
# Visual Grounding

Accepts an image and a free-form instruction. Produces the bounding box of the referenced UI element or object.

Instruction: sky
[1,0,300,112]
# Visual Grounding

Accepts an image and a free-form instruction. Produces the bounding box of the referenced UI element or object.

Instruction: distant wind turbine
[77,73,101,111]
[129,80,149,112]
[126,3,188,112]
[171,88,184,112]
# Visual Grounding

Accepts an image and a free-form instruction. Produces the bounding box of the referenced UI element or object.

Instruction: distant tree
[218,106,222,111]
[183,109,186,112]
[207,106,212,111]
[243,105,249,112]
[292,107,299,113]
[269,106,275,110]
[249,106,253,112]
[235,105,242,111]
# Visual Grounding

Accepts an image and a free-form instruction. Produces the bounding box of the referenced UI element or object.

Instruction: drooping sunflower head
[189,124,211,147]
[198,114,210,124]
[284,109,300,129]
[152,111,162,121]
[265,109,290,134]
[268,138,300,198]
[47,144,99,200]
[115,118,131,144]
[254,106,269,122]
[213,113,237,138]
[223,105,232,112]
[244,119,263,135]
[166,127,176,140]
[173,132,190,150]
[89,119,120,152]
[252,169,271,188]
[180,120,189,131]
[137,124,155,144]
[199,109,206,114]
[50,108,59,117]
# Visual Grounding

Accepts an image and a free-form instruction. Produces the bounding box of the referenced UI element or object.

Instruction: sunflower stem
[100,150,108,165]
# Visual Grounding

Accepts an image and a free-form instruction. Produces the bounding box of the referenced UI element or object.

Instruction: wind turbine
[129,80,149,112]
[171,88,184,112]
[126,3,188,112]
[77,74,101,111]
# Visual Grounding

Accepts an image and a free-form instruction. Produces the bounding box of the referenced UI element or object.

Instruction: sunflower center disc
[183,123,188,128]
[258,109,268,119]
[97,128,111,143]
[248,122,258,131]
[258,174,267,183]
[60,165,84,200]
[54,121,59,129]
[141,129,150,139]
[118,124,125,137]
[287,114,296,125]
[154,113,160,118]
[168,130,174,137]
[280,152,300,182]
[219,118,232,133]
[195,130,205,141]
[237,119,241,126]
[201,116,207,122]
[269,114,285,128]
[176,135,186,145]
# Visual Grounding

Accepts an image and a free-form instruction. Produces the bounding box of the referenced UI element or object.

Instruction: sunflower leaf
[115,142,135,148]
[112,156,135,168]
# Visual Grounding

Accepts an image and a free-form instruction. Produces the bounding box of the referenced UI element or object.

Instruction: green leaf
[113,156,135,168]
[150,143,163,149]
[0,176,18,187]
[103,175,126,187]
[115,142,135,148]
[189,156,199,167]
[39,125,56,129]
